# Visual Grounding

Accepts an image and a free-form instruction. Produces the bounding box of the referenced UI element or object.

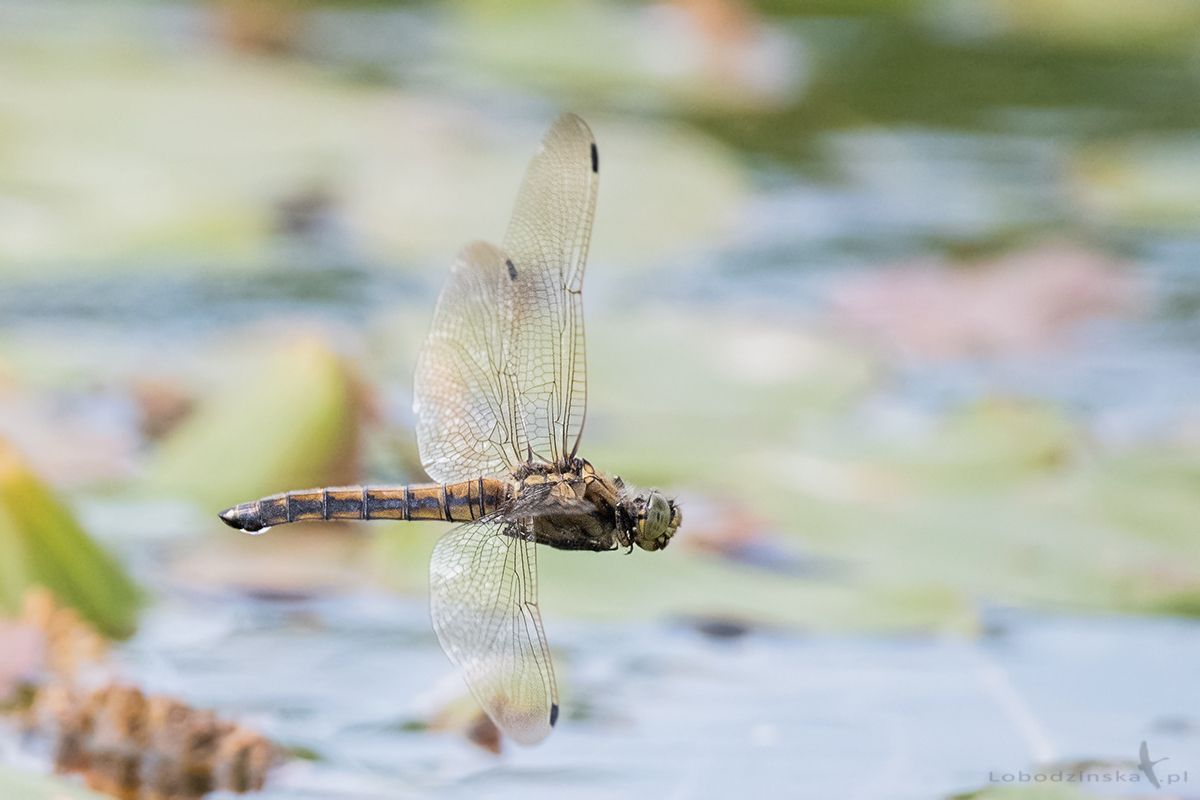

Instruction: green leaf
[147,337,360,515]
[0,439,141,639]
[0,764,113,800]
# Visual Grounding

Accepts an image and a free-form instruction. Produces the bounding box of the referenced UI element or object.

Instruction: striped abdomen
[218,479,509,533]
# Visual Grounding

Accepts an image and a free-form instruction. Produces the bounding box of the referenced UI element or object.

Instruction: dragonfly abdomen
[219,479,508,533]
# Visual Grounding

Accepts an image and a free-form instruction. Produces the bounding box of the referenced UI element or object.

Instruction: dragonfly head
[631,490,681,552]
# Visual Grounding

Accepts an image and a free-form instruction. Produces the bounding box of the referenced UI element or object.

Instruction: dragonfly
[219,114,682,746]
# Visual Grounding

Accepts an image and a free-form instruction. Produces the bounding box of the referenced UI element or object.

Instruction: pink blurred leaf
[830,243,1146,360]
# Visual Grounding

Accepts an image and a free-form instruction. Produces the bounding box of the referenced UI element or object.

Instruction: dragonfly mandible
[219,113,682,746]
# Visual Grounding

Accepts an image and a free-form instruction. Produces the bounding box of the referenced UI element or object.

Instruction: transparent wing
[414,241,527,483]
[413,114,598,482]
[429,520,557,746]
[501,113,597,463]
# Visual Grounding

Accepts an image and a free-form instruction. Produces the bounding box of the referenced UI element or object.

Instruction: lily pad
[368,517,976,633]
[988,0,1200,52]
[0,36,747,274]
[452,0,803,113]
[1072,136,1200,229]
[863,398,1080,491]
[951,785,1101,800]
[146,336,360,516]
[0,438,140,639]
[0,764,113,800]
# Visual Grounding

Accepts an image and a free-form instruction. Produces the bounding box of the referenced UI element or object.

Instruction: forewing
[429,520,557,746]
[502,113,598,463]
[414,241,527,483]
[413,114,598,481]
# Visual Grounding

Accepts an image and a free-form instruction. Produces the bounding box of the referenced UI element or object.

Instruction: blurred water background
[2,1,1200,798]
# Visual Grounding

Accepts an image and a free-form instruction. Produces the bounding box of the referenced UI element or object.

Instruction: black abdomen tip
[589,143,598,173]
[219,506,262,532]
[550,703,559,727]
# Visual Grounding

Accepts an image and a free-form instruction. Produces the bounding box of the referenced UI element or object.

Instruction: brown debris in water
[131,379,196,441]
[425,694,504,755]
[465,712,503,755]
[26,683,279,799]
[5,590,281,798]
[20,587,110,678]
[1,588,111,705]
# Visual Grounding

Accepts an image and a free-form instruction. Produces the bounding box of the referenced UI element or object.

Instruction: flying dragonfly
[219,114,682,746]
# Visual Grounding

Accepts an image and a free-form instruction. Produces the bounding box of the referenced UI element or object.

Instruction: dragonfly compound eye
[634,491,680,551]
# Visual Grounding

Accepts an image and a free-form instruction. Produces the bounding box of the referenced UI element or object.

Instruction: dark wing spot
[550,703,559,727]
[590,143,598,173]
[506,259,518,281]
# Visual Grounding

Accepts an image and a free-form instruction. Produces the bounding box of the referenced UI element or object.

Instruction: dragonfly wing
[429,519,558,746]
[501,113,597,463]
[413,114,598,480]
[414,241,529,483]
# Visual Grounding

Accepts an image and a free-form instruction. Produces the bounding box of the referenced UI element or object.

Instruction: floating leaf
[0,439,140,639]
[0,40,746,273]
[990,0,1200,52]
[369,518,975,633]
[1073,136,1200,229]
[147,337,360,515]
[951,784,1103,800]
[453,0,804,113]
[829,245,1143,360]
[0,763,112,800]
[873,398,1080,490]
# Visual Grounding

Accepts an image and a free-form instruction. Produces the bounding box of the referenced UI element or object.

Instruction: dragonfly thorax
[516,458,679,554]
